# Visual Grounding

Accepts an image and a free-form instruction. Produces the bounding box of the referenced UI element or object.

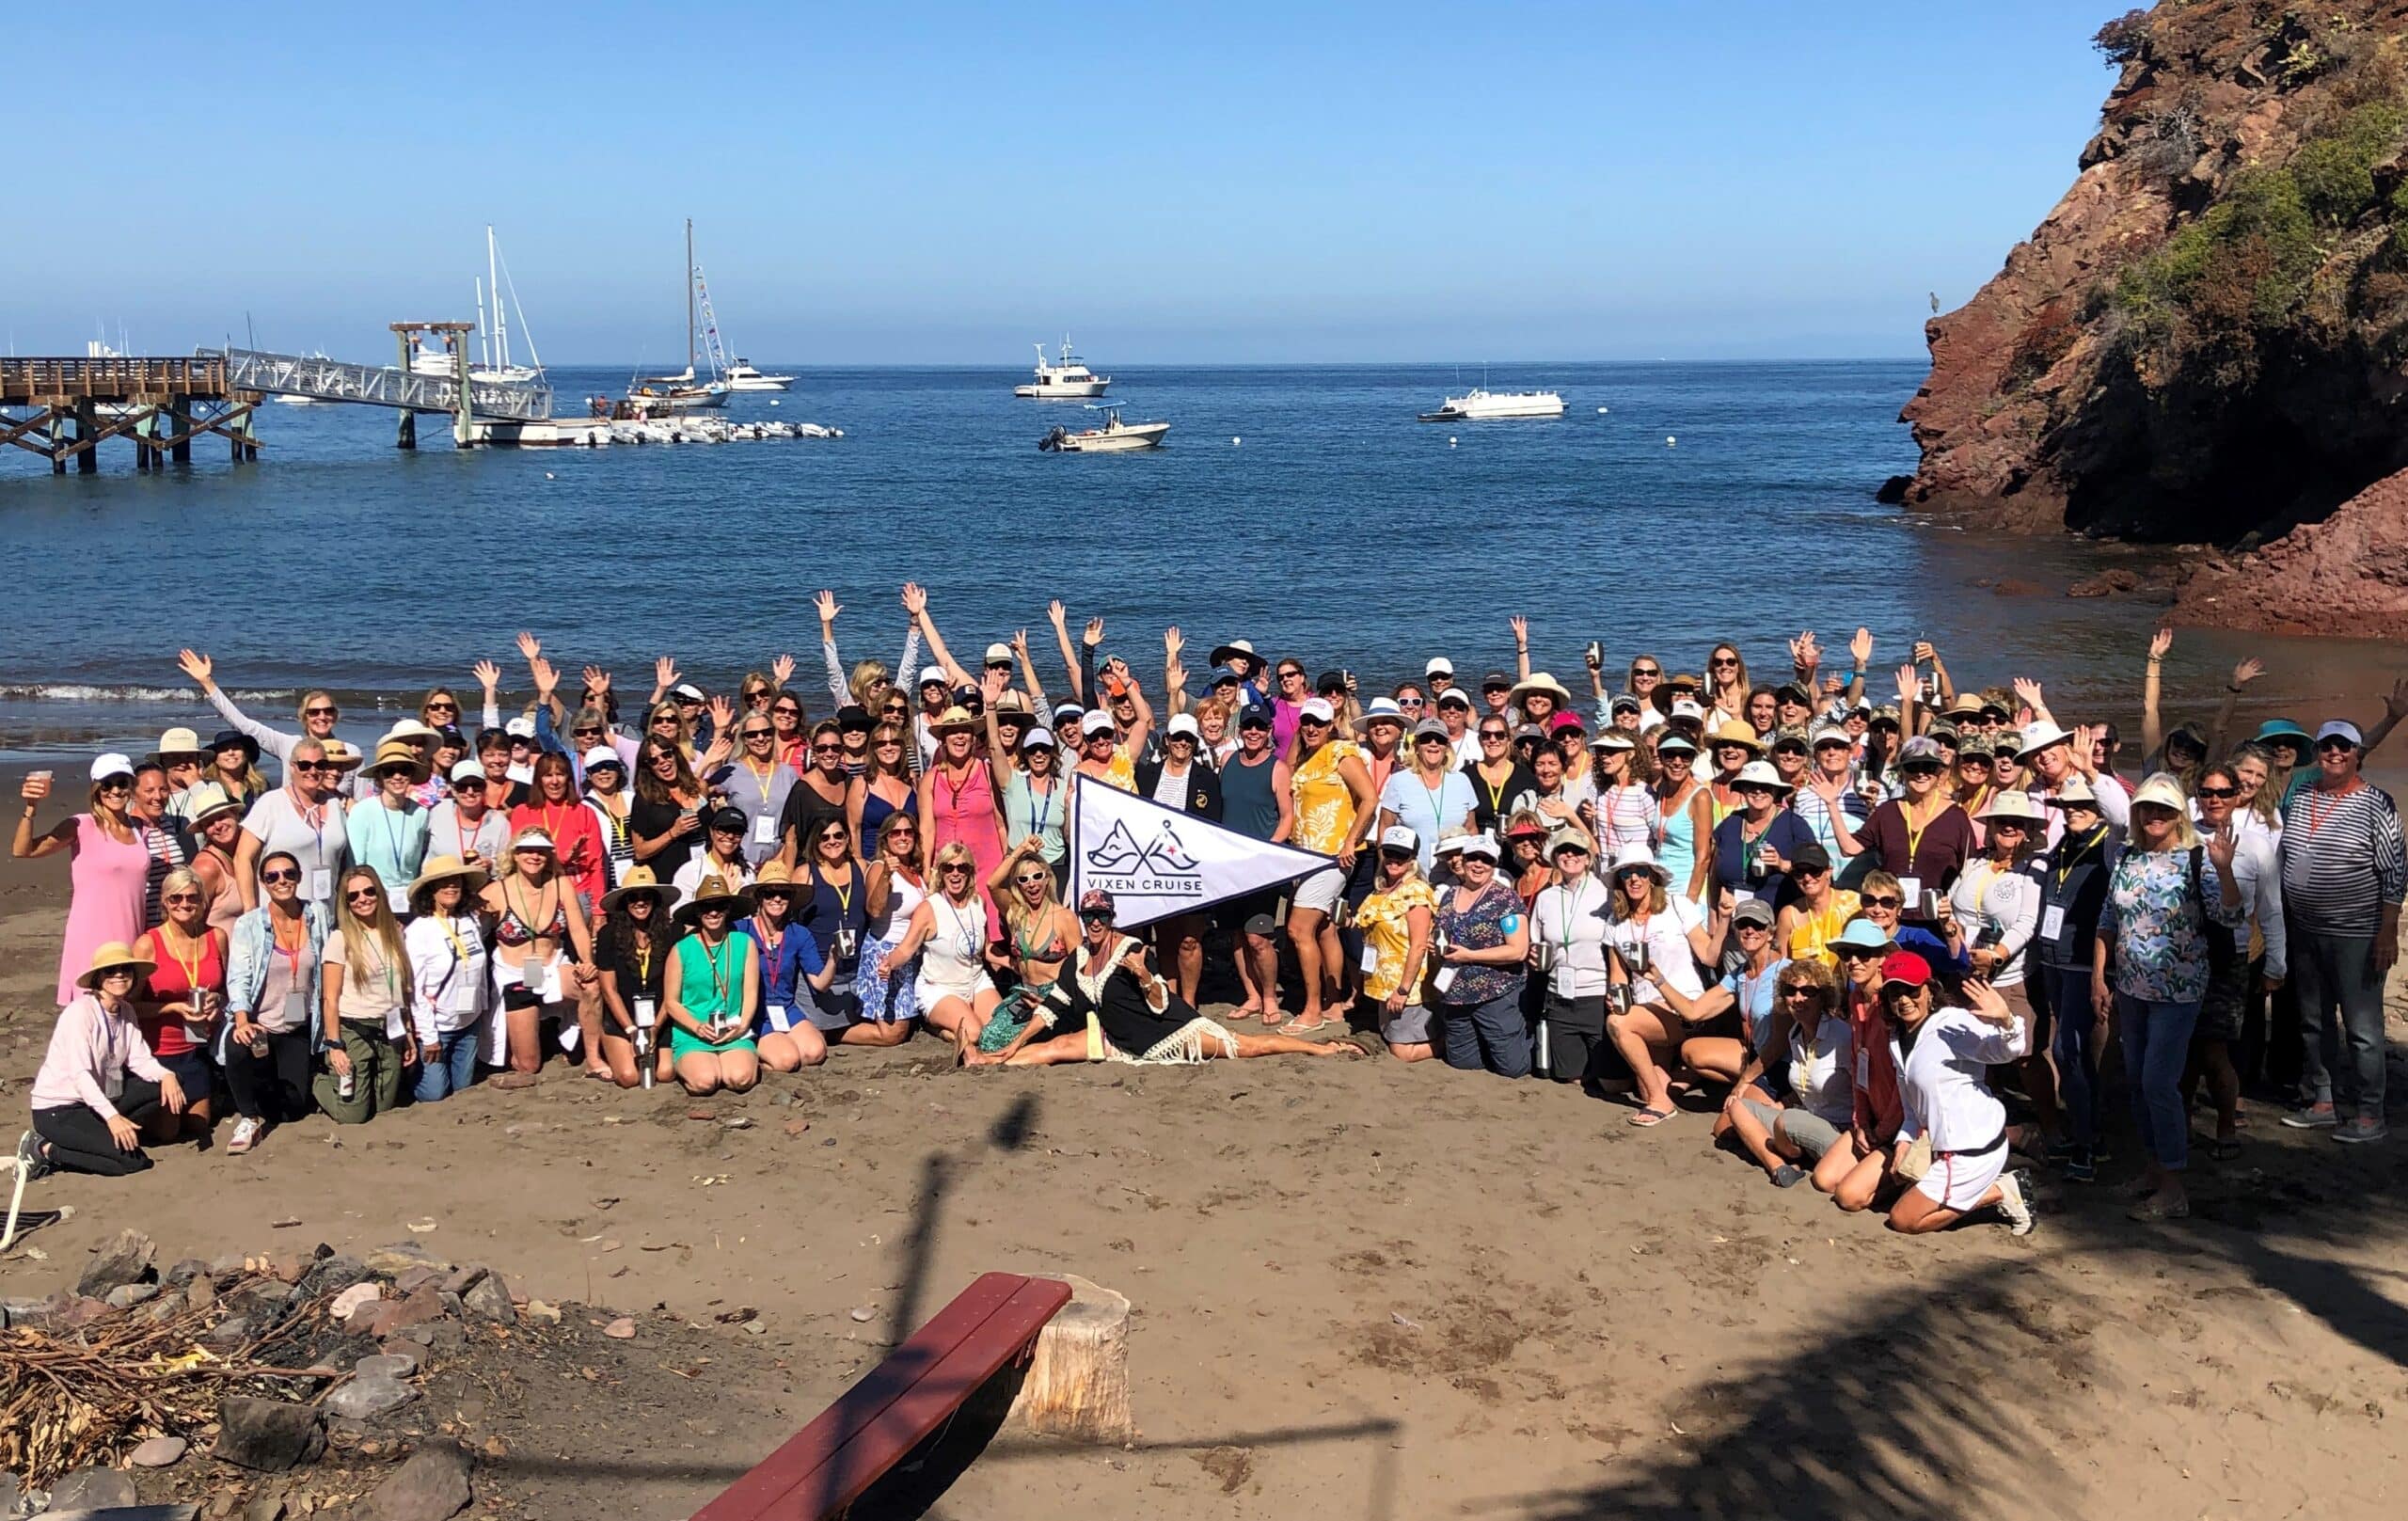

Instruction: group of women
[14,605,2400,1237]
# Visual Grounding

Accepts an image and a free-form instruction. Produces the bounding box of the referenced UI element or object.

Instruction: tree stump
[1007,1274,1133,1443]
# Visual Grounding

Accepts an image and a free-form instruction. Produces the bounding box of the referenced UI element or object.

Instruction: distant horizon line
[6,349,1928,369]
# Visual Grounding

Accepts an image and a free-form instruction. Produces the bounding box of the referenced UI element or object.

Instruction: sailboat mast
[488,225,509,372]
[474,278,489,372]
[685,217,696,375]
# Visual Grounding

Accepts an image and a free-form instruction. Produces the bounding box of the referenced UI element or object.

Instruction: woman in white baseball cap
[16,753,151,1007]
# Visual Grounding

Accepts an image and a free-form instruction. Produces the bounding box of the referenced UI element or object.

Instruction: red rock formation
[2173,466,2408,634]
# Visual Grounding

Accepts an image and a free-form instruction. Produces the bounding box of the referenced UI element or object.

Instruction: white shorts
[915,970,995,1012]
[1916,1143,2007,1212]
[1291,865,1345,916]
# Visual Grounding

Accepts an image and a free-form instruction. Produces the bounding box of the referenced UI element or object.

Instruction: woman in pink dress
[917,707,1006,925]
[13,753,153,1006]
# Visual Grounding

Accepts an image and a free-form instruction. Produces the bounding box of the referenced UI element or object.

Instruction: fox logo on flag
[1069,778,1333,930]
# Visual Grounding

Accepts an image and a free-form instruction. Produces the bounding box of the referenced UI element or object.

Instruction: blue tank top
[857,785,915,861]
[800,862,869,974]
[1656,784,1699,902]
[1221,752,1281,841]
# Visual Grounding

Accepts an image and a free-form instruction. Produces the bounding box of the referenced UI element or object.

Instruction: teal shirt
[345,798,430,909]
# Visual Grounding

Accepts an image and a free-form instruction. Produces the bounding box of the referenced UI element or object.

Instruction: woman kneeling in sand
[972,890,1364,1067]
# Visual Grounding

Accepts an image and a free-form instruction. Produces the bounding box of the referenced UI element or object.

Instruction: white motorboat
[629,220,733,412]
[1418,387,1565,421]
[721,358,794,391]
[1038,408,1168,452]
[1015,338,1111,398]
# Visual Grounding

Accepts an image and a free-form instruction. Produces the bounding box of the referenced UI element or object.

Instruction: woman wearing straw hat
[182,782,250,937]
[1602,843,1718,1124]
[315,865,416,1125]
[16,753,152,1007]
[664,876,763,1096]
[1703,718,1764,826]
[23,940,185,1177]
[346,740,433,921]
[588,866,670,1087]
[477,827,603,1086]
[404,855,492,1101]
[744,862,835,1073]
[919,705,1006,925]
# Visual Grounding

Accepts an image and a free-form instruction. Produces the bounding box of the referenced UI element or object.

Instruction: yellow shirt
[1291,740,1364,855]
[1784,890,1861,968]
[1358,879,1435,1003]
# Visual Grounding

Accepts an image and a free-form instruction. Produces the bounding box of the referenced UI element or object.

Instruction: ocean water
[0,360,2317,765]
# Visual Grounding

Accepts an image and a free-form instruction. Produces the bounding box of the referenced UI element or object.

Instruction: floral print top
[1358,878,1435,1003]
[2099,847,2244,1005]
[1432,879,1526,1006]
[1291,740,1365,855]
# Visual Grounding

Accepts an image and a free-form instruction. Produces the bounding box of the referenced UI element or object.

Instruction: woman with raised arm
[971,836,1083,1057]
[1878,962,2037,1235]
[17,753,152,1007]
[175,649,341,777]
[1703,642,1751,726]
[856,812,927,1028]
[629,736,707,886]
[664,877,762,1096]
[316,865,416,1125]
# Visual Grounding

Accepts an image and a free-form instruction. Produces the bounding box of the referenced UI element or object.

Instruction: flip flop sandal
[1627,1106,1676,1128]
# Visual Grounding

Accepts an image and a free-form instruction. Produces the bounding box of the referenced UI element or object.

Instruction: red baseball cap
[1880,951,1931,989]
[1549,711,1586,733]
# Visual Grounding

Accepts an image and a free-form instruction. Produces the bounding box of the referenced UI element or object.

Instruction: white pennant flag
[1069,777,1334,930]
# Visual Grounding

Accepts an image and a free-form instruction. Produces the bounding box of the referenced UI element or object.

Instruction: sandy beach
[3,813,2406,1518]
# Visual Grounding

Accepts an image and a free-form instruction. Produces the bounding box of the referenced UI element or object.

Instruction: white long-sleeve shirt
[404,913,490,1041]
[2227,826,2288,982]
[1945,858,2041,989]
[1893,1006,2029,1153]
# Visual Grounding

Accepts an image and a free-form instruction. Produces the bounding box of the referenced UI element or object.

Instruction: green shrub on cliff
[2290,102,2407,223]
[2113,169,2320,383]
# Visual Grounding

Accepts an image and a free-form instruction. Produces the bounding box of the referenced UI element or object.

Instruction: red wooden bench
[692,1272,1072,1521]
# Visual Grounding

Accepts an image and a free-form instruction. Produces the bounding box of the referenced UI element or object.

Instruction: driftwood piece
[1006,1274,1132,1442]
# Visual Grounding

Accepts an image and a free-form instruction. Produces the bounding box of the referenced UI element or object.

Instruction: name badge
[1432,965,1460,996]
[752,814,777,846]
[283,990,309,1029]
[1896,876,1923,911]
[2040,904,2067,943]
[833,927,858,960]
[309,867,334,901]
[633,996,657,1029]
[506,763,534,785]
[765,1002,791,1031]
[388,885,411,916]
[1358,942,1379,974]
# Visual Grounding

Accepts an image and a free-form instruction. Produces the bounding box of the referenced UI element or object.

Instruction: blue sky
[8,2,2117,364]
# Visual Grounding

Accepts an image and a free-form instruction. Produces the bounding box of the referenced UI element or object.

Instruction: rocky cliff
[1902,1,2408,633]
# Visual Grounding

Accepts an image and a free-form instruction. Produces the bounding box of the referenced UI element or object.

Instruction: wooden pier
[0,356,259,473]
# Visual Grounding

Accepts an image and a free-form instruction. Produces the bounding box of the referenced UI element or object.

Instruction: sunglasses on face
[1861,894,1903,910]
[1735,921,1769,934]
[1014,873,1050,887]
[1633,668,1660,678]
[261,869,300,884]
[454,779,487,792]
[290,761,332,775]
[742,729,773,739]
[1379,848,1416,863]
[1900,764,1943,778]
[1778,986,1819,1000]
[774,705,801,719]
[2195,785,2239,800]
[875,739,903,751]
[1738,785,1776,800]
[345,887,382,903]
[100,968,137,982]
[574,726,604,737]
[756,888,793,902]
[1711,657,1739,668]
[164,892,201,905]
[2318,738,2358,753]
[97,778,134,792]
[1836,947,1881,962]
[426,701,458,714]
[305,706,338,719]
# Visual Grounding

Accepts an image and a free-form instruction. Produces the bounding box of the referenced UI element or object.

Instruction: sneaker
[226,1117,261,1155]
[1993,1168,2036,1236]
[2281,1102,2338,1130]
[2333,1117,2390,1146]
[2062,1147,2097,1184]
[14,1129,52,1182]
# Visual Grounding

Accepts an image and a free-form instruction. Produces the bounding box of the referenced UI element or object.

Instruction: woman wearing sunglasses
[815,587,923,721]
[1601,844,1717,1123]
[204,729,265,813]
[18,753,153,1007]
[1652,733,1713,907]
[1703,643,1751,727]
[876,841,999,1054]
[592,866,673,1087]
[663,876,764,1096]
[768,690,810,770]
[218,849,327,1153]
[920,706,1007,923]
[1285,698,1376,1032]
[1861,736,1976,929]
[231,738,351,914]
[630,737,708,887]
[403,855,492,1101]
[675,807,759,906]
[24,941,186,1177]
[176,649,341,780]
[1877,959,2037,1236]
[133,867,225,1145]
[853,812,927,1028]
[778,722,856,869]
[180,782,249,936]
[744,862,836,1072]
[479,828,603,1085]
[346,740,432,919]
[714,712,794,868]
[848,722,920,863]
[2189,763,2282,1161]
[316,865,416,1125]
[971,836,1081,1057]
[1719,957,1853,1188]
[511,753,607,914]
[797,816,906,1049]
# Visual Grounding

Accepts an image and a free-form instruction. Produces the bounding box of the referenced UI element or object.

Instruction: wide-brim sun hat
[675,873,757,926]
[211,728,261,762]
[1508,673,1573,707]
[2255,718,2312,746]
[1707,719,1763,755]
[2131,772,2190,814]
[1830,917,1895,954]
[157,726,205,760]
[371,738,432,784]
[1977,790,2048,826]
[1592,731,1636,752]
[930,705,981,735]
[2047,776,2098,807]
[1607,842,1671,884]
[2016,721,2075,757]
[1732,760,1791,793]
[382,718,440,745]
[76,939,158,990]
[183,780,243,827]
[407,854,490,908]
[600,865,669,915]
[1207,639,1257,670]
[321,740,367,772]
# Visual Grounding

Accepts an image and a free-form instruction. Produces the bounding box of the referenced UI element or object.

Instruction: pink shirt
[31,993,169,1119]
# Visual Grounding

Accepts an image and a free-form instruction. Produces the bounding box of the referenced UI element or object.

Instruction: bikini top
[496,880,567,948]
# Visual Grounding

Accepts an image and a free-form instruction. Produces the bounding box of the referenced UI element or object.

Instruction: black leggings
[33,1078,164,1177]
[224,1026,315,1124]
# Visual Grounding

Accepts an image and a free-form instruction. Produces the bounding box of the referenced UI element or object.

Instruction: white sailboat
[627,218,730,414]
[410,228,545,384]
